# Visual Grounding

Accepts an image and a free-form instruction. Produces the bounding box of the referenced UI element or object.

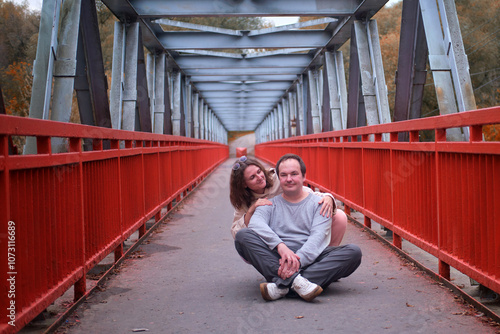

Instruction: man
[235,154,362,302]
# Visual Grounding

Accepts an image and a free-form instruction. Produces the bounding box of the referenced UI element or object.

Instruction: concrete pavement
[58,159,497,334]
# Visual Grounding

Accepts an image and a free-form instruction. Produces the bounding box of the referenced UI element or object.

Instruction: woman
[230,156,347,245]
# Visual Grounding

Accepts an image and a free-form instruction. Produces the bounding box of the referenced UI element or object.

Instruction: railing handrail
[0,114,219,144]
[261,107,500,143]
[0,114,228,333]
[256,106,500,301]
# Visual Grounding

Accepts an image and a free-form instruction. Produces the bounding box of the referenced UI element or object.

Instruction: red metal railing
[0,115,228,333]
[256,107,500,295]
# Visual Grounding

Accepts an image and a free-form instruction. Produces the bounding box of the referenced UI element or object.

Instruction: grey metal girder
[159,30,330,50]
[189,75,299,82]
[122,23,140,131]
[200,91,284,98]
[155,18,243,36]
[126,0,362,17]
[394,0,428,142]
[50,0,82,153]
[183,67,304,76]
[419,0,475,141]
[29,0,480,140]
[195,82,292,91]
[175,54,312,69]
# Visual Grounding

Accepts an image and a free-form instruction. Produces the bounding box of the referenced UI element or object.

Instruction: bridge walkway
[56,159,496,333]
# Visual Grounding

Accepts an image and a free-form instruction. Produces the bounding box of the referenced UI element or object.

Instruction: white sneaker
[259,283,289,301]
[291,275,323,302]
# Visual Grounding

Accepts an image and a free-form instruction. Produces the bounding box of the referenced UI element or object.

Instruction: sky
[11,0,41,11]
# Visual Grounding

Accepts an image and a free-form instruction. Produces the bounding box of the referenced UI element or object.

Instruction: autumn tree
[0,0,39,117]
[0,61,32,117]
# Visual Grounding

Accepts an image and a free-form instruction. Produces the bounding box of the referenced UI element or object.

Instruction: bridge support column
[394,0,428,142]
[205,106,210,140]
[207,110,211,141]
[193,93,200,139]
[172,71,182,136]
[347,27,364,130]
[204,104,209,140]
[110,22,125,130]
[353,20,391,140]
[122,22,140,131]
[23,0,65,153]
[283,97,290,138]
[289,92,297,137]
[26,0,62,124]
[277,103,284,139]
[153,53,166,134]
[419,0,475,141]
[308,69,322,134]
[49,0,81,152]
[199,102,205,140]
[324,51,348,131]
[197,99,202,139]
[297,77,305,136]
[272,108,278,140]
[74,0,112,136]
[184,80,193,138]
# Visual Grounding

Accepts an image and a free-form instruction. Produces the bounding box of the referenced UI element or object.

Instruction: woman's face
[243,165,266,194]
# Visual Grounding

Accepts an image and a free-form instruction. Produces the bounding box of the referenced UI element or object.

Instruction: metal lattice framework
[25,0,476,151]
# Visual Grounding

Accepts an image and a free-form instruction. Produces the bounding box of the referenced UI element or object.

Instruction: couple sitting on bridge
[229,153,362,302]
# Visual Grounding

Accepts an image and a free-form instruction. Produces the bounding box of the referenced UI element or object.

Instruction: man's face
[278,158,305,196]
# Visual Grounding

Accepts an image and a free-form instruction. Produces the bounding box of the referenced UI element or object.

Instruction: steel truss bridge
[0,0,499,332]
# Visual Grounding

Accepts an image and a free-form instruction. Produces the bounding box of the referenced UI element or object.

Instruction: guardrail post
[364,216,371,228]
[74,276,86,301]
[393,234,402,249]
[114,243,123,262]
[36,136,51,154]
[139,223,146,238]
[70,137,86,302]
[439,260,451,281]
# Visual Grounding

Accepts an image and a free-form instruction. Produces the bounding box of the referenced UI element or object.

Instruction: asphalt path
[62,159,496,334]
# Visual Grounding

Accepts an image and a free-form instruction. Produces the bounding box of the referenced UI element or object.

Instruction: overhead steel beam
[216,111,270,114]
[245,48,315,58]
[175,54,312,69]
[249,18,338,36]
[158,30,331,50]
[205,98,279,103]
[127,0,361,17]
[173,50,244,58]
[190,74,298,82]
[208,103,274,107]
[154,18,243,36]
[200,91,284,98]
[183,67,304,76]
[195,82,292,91]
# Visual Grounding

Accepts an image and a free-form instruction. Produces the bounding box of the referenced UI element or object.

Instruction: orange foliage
[1,61,33,117]
[483,124,500,141]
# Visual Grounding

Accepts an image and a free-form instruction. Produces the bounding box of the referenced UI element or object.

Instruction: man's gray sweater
[248,193,332,267]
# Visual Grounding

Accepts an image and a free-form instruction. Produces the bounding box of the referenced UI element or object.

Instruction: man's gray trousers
[235,229,362,289]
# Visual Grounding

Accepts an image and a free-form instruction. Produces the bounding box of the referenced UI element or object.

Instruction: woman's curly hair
[229,157,274,210]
